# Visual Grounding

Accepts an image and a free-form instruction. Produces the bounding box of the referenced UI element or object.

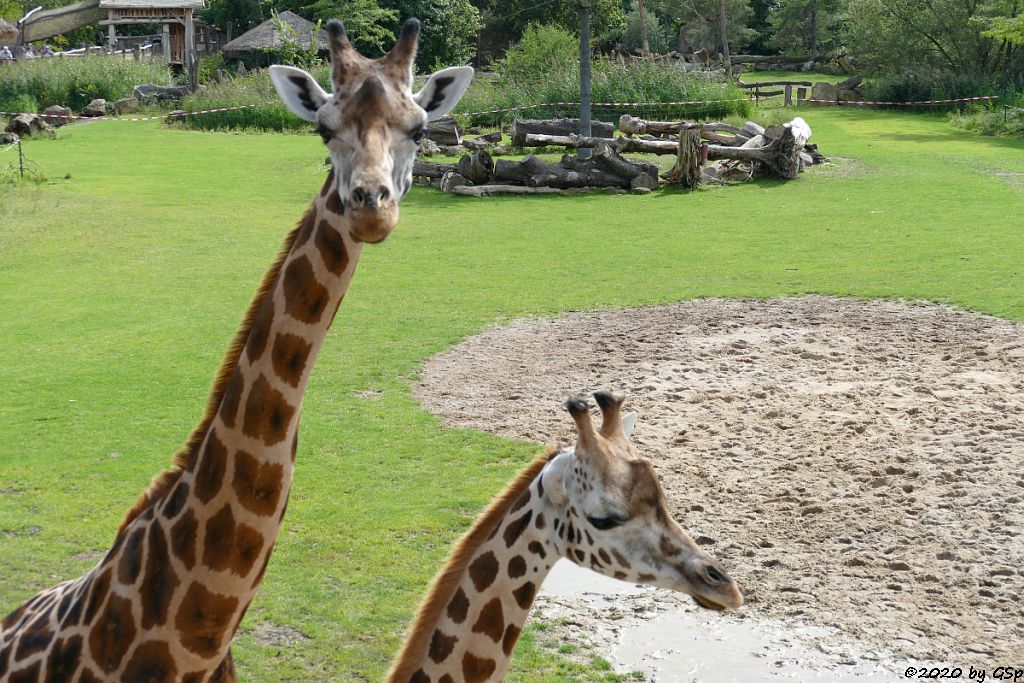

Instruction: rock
[801,60,816,71]
[439,145,462,157]
[42,105,72,127]
[133,84,189,103]
[236,61,247,75]
[811,82,838,102]
[0,131,19,145]
[418,138,440,157]
[630,172,659,191]
[83,99,108,117]
[113,97,139,115]
[479,131,502,143]
[631,186,652,194]
[461,137,491,151]
[5,113,52,137]
[491,145,513,155]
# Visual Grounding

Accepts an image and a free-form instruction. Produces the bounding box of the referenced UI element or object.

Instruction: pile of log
[412,114,826,196]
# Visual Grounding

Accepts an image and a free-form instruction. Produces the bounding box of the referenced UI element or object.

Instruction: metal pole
[579,0,592,159]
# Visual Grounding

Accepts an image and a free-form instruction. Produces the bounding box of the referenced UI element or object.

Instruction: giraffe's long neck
[0,172,366,682]
[386,454,562,683]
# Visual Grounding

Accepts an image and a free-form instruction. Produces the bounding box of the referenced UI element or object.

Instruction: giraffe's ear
[540,452,570,507]
[269,65,329,123]
[414,66,474,122]
[621,412,638,439]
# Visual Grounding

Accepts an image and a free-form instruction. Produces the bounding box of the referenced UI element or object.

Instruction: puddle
[535,560,907,682]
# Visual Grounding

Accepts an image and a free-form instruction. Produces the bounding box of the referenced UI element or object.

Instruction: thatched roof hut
[221,11,327,59]
[0,18,18,42]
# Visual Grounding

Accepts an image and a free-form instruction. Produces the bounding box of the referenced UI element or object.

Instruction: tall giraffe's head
[544,391,744,611]
[270,19,472,243]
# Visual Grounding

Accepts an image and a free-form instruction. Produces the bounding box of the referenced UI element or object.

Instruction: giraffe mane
[115,201,317,537]
[385,444,560,683]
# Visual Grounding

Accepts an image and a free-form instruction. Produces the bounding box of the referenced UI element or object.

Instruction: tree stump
[663,124,704,190]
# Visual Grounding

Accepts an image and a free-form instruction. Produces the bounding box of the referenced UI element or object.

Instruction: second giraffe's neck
[386,453,562,683]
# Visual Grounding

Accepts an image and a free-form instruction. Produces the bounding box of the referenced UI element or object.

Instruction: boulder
[113,97,139,115]
[461,137,491,151]
[417,138,440,157]
[811,82,838,102]
[0,132,19,145]
[42,105,73,127]
[5,113,52,137]
[83,99,108,117]
[630,172,659,191]
[133,84,189,103]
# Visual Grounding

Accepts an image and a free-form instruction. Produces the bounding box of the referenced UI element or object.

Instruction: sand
[414,296,1024,671]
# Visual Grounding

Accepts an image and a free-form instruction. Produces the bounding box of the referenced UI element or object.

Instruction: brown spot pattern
[471,598,504,643]
[409,669,430,683]
[245,295,276,363]
[140,522,179,629]
[203,503,237,571]
[117,529,144,587]
[467,552,499,593]
[461,652,496,683]
[242,374,296,446]
[428,629,457,663]
[534,512,545,530]
[315,220,350,276]
[88,594,136,672]
[508,555,527,579]
[512,582,536,610]
[231,523,265,577]
[162,481,190,520]
[503,511,532,549]
[219,366,245,429]
[438,676,454,683]
[510,489,530,514]
[502,623,521,656]
[233,449,284,517]
[9,662,40,683]
[282,255,329,324]
[121,640,177,681]
[83,568,111,624]
[611,548,632,569]
[44,635,83,683]
[170,509,198,571]
[446,587,469,624]
[527,541,546,559]
[194,428,229,504]
[176,582,239,658]
[271,332,313,389]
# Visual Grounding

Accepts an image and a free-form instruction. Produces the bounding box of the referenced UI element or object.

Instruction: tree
[622,0,672,53]
[289,0,398,53]
[656,0,755,55]
[383,0,480,68]
[472,0,624,60]
[767,0,842,55]
[984,13,1024,45]
[203,0,267,34]
[843,0,1024,73]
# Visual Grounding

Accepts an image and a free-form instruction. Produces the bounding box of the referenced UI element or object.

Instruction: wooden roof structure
[222,11,326,57]
[0,18,18,41]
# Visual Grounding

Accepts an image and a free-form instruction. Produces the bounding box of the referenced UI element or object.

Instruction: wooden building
[99,0,203,68]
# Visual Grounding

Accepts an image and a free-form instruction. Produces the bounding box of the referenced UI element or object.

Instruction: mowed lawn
[1,107,1023,681]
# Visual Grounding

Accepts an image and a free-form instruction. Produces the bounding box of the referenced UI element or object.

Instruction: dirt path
[415,297,1024,668]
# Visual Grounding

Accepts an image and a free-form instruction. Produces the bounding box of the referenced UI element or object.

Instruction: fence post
[784,84,792,106]
[797,87,806,104]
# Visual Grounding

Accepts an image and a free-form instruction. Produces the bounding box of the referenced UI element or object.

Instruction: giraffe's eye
[410,127,425,145]
[587,516,623,531]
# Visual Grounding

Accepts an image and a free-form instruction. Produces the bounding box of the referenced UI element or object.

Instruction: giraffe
[0,19,472,683]
[385,391,743,683]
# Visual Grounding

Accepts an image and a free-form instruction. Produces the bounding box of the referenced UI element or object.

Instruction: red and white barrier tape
[0,104,258,123]
[805,95,999,107]
[451,95,774,118]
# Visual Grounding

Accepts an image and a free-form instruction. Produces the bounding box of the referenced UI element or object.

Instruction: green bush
[949,96,1024,137]
[198,53,226,84]
[864,68,1023,105]
[176,65,332,132]
[0,56,174,113]
[454,23,751,126]
[2,93,40,115]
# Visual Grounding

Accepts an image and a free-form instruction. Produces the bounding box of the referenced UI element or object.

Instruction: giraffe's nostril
[706,565,729,584]
[378,186,390,202]
[351,187,366,205]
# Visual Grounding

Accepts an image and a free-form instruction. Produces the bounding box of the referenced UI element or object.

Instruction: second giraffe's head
[269,18,472,243]
[544,392,743,611]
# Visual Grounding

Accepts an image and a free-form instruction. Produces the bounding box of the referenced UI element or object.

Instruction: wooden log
[457,150,495,185]
[413,159,457,178]
[737,80,812,88]
[426,117,461,145]
[440,171,470,193]
[706,123,806,179]
[741,121,765,137]
[511,118,615,146]
[491,144,659,189]
[452,185,562,196]
[663,124,704,190]
[524,133,679,155]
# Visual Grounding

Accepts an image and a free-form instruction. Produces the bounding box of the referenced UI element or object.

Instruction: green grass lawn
[1,107,1023,681]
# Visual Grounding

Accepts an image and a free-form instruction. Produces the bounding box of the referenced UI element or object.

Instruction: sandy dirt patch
[415,296,1024,667]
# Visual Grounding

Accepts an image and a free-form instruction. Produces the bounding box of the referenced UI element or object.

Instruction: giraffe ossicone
[386,391,743,683]
[0,19,471,683]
